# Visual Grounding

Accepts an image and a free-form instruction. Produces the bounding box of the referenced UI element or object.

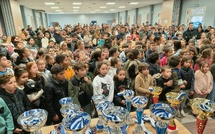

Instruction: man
[53,28,63,44]
[117,26,125,40]
[183,22,197,43]
[34,32,43,48]
[44,64,79,125]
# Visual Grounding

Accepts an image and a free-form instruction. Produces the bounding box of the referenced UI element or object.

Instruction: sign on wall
[185,6,207,28]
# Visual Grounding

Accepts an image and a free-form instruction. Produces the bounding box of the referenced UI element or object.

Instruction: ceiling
[17,0,162,14]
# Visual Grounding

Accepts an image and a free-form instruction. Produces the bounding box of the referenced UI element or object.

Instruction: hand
[145,93,150,98]
[14,128,22,134]
[80,108,84,111]
[53,114,59,121]
[183,80,187,85]
[83,77,89,83]
[189,90,194,95]
[167,80,173,87]
[201,90,208,95]
[121,100,126,105]
[180,85,185,89]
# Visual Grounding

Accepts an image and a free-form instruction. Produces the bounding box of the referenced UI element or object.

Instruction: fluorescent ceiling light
[44,2,55,5]
[110,9,116,11]
[104,11,109,13]
[100,6,106,8]
[73,2,82,5]
[73,10,79,11]
[58,12,64,13]
[129,2,139,5]
[119,6,126,8]
[106,2,115,5]
[94,9,100,11]
[91,11,96,13]
[51,7,59,9]
[56,10,62,11]
[73,7,80,8]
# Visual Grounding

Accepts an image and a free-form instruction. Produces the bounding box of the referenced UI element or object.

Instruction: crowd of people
[0,20,215,133]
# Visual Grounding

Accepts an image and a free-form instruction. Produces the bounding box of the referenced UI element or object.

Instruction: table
[41,109,191,134]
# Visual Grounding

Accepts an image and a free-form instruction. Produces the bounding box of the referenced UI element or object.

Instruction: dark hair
[114,67,126,81]
[128,49,139,60]
[154,36,161,42]
[51,64,65,74]
[55,54,68,64]
[110,57,119,67]
[136,41,143,46]
[199,61,209,70]
[173,40,181,51]
[147,52,159,64]
[162,45,172,55]
[94,61,108,76]
[202,48,212,59]
[91,50,103,61]
[17,47,28,58]
[181,57,192,66]
[14,66,28,79]
[138,63,149,72]
[161,65,171,72]
[71,33,78,38]
[168,56,181,67]
[0,53,6,60]
[48,40,55,44]
[73,61,86,71]
[109,47,118,57]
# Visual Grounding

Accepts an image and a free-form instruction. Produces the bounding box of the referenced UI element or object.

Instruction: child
[194,61,213,98]
[108,57,122,79]
[179,57,195,116]
[55,54,75,80]
[0,74,31,133]
[160,45,173,66]
[85,62,93,79]
[48,47,55,57]
[0,54,14,75]
[46,55,55,71]
[156,66,174,102]
[15,47,33,66]
[0,97,14,134]
[146,41,156,59]
[98,33,108,47]
[147,52,160,76]
[119,44,129,65]
[70,61,93,115]
[36,59,52,82]
[207,52,215,101]
[108,47,119,61]
[36,50,46,60]
[135,63,153,97]
[14,66,29,90]
[93,61,114,102]
[113,67,127,107]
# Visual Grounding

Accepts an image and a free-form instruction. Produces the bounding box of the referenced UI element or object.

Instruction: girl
[42,30,56,48]
[180,39,186,50]
[98,33,108,47]
[46,55,55,71]
[93,61,114,102]
[207,52,215,101]
[113,67,127,107]
[0,74,31,133]
[179,57,195,116]
[108,57,122,79]
[15,47,33,66]
[194,48,213,72]
[161,45,173,66]
[36,59,52,82]
[73,41,89,58]
[173,40,182,56]
[47,47,55,57]
[36,50,46,60]
[27,37,39,59]
[194,61,213,98]
[130,28,140,41]
[25,62,45,108]
[14,66,29,90]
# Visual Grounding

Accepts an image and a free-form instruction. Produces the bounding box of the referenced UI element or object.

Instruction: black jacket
[148,63,160,76]
[53,33,63,44]
[183,28,197,43]
[15,56,33,66]
[0,88,31,128]
[44,77,69,119]
[180,66,195,90]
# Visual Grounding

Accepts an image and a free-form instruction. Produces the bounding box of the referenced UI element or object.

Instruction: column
[172,0,181,26]
[32,9,38,29]
[20,5,27,28]
[160,0,174,26]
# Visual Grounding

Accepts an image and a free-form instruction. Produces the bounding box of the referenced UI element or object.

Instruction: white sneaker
[180,110,186,117]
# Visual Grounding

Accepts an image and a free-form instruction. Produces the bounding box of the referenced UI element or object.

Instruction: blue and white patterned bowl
[60,104,81,117]
[117,90,134,100]
[131,96,148,109]
[96,100,114,114]
[59,97,73,107]
[92,94,105,104]
[150,103,175,120]
[17,109,48,132]
[62,111,91,132]
[102,106,129,128]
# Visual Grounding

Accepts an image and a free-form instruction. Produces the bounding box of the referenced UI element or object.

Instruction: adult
[117,26,126,40]
[183,22,197,44]
[41,30,56,48]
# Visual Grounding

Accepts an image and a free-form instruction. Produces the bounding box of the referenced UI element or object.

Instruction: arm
[190,69,195,90]
[206,72,214,94]
[92,77,103,95]
[68,81,80,106]
[108,79,114,102]
[194,71,201,94]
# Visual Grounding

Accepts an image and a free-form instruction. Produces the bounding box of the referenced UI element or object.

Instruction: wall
[160,0,174,26]
[128,9,136,26]
[119,11,126,24]
[10,0,23,35]
[23,7,34,28]
[138,6,150,24]
[180,0,215,28]
[152,4,162,24]
[48,13,115,27]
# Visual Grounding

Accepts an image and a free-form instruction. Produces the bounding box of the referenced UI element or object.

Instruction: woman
[59,41,73,59]
[41,30,56,48]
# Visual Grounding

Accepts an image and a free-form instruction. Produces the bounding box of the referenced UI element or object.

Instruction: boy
[146,41,156,59]
[119,44,128,65]
[147,52,160,76]
[70,61,93,115]
[0,97,14,134]
[0,54,14,75]
[156,66,175,102]
[55,54,75,80]
[44,64,79,125]
[0,74,31,133]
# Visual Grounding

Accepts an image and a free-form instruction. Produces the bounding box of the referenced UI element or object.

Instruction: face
[48,49,55,55]
[30,63,38,74]
[201,64,209,73]
[48,57,55,65]
[201,33,206,39]
[17,42,24,48]
[45,32,50,38]
[1,77,17,93]
[76,68,87,78]
[24,48,31,57]
[54,71,65,81]
[0,56,9,67]
[150,44,156,51]
[141,68,149,76]
[98,64,108,76]
[167,49,173,57]
[61,43,68,50]
[72,36,78,42]
[62,56,70,67]
[162,68,172,79]
[66,38,72,44]
[37,61,46,71]
[79,42,85,49]
[29,38,35,45]
[117,70,126,81]
[183,60,192,68]
[99,52,106,60]
[17,72,29,85]
[189,24,194,29]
